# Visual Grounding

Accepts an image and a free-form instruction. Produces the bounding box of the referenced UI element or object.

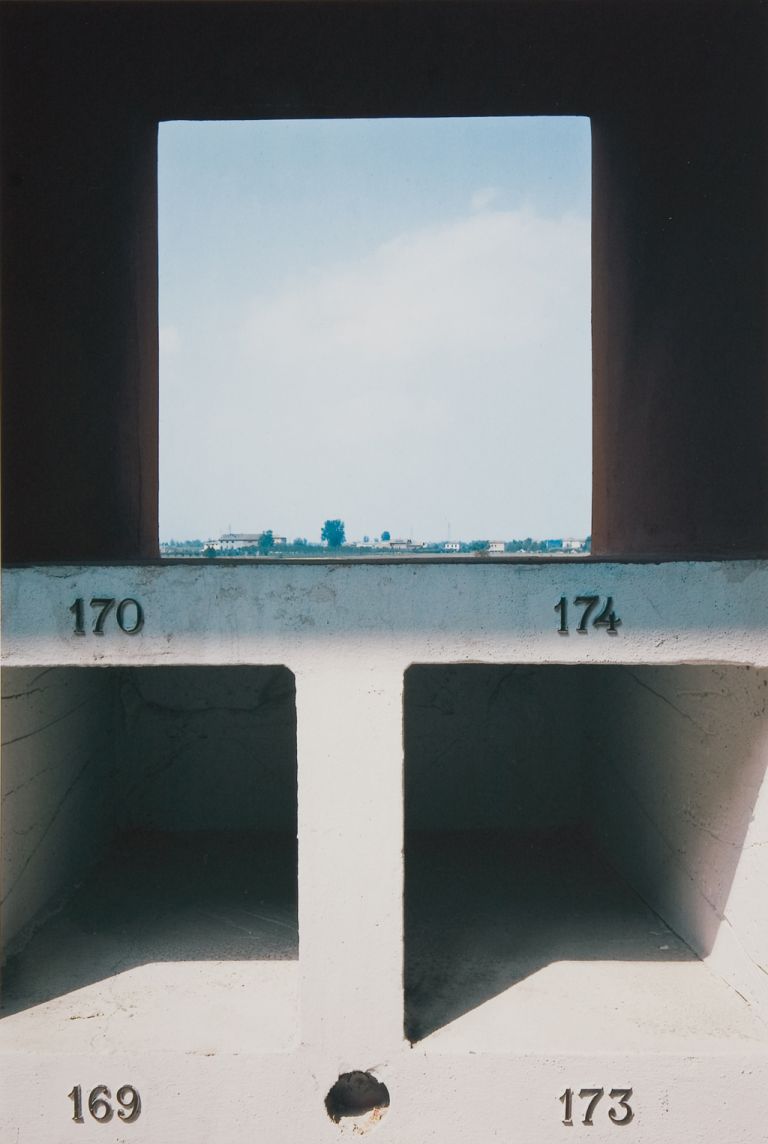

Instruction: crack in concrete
[704,918,768,1028]
[486,668,537,708]
[120,675,290,719]
[3,737,107,797]
[119,739,195,796]
[682,813,742,850]
[198,909,270,939]
[1,697,93,747]
[236,905,295,931]
[7,667,55,689]
[595,759,726,927]
[0,752,99,905]
[623,671,716,735]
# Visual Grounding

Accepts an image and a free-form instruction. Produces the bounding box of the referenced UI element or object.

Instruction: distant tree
[468,539,490,552]
[203,544,217,559]
[381,530,391,541]
[322,519,346,548]
[363,535,370,543]
[258,529,275,554]
[584,535,592,552]
[293,537,308,547]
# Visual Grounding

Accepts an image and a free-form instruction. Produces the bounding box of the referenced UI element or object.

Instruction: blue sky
[159,117,591,543]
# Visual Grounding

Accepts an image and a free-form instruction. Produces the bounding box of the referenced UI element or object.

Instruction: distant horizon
[159,117,592,542]
[161,528,591,546]
[160,529,592,545]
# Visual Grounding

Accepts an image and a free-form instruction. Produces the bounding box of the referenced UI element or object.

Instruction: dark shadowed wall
[2,1,766,561]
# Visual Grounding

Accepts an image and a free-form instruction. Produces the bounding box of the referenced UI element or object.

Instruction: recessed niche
[404,664,768,1052]
[0,666,298,1053]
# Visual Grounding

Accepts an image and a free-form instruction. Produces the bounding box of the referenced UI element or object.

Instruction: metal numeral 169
[68,1084,141,1124]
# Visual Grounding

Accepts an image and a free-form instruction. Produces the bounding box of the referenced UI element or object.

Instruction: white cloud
[470,186,501,212]
[241,206,587,371]
[161,206,591,541]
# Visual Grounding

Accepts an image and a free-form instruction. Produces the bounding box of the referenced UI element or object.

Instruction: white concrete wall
[1,562,767,1144]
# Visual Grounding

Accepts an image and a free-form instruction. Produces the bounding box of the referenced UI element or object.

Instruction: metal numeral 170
[69,597,144,636]
[555,595,621,635]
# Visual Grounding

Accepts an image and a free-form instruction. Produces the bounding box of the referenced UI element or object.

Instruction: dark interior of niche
[1,665,298,1014]
[403,663,768,1043]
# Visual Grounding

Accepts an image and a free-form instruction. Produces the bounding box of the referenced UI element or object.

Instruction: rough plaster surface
[404,663,768,1029]
[1,561,767,1143]
[4,560,767,667]
[0,832,298,1055]
[405,666,584,833]
[587,665,768,1021]
[115,666,297,832]
[404,833,766,1054]
[1,668,115,948]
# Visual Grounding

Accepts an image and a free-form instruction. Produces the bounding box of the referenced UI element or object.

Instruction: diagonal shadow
[403,664,768,1043]
[404,827,694,1042]
[1,830,298,1016]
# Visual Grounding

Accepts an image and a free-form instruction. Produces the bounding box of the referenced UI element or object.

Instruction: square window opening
[159,117,592,560]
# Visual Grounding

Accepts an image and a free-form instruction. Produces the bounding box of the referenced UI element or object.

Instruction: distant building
[218,532,286,550]
[219,532,261,550]
[488,541,505,553]
[442,541,460,552]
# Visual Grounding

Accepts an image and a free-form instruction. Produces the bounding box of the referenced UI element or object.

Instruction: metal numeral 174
[555,595,621,635]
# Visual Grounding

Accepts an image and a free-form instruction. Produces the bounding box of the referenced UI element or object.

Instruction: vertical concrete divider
[294,656,406,1060]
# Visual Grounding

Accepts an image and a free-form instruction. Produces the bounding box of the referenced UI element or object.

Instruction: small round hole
[325,1071,390,1124]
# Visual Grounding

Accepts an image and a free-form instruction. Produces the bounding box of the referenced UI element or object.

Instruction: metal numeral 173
[555,595,621,635]
[559,1087,633,1126]
[68,1084,141,1123]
